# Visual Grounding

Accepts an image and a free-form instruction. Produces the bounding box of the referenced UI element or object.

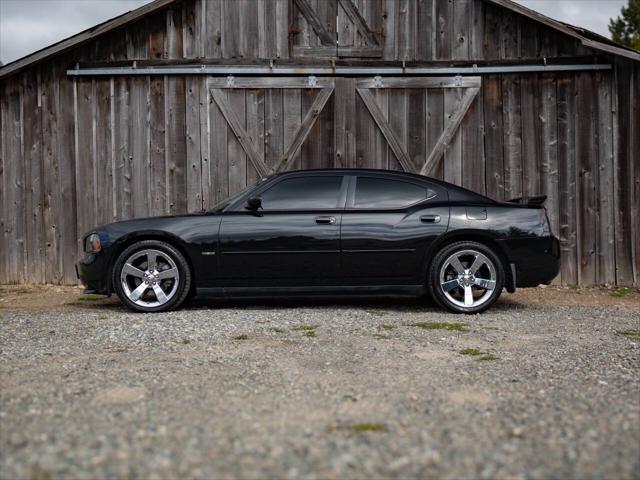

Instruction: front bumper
[77,252,111,295]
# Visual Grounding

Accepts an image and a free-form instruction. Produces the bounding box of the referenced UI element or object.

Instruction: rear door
[218,173,347,286]
[340,174,449,285]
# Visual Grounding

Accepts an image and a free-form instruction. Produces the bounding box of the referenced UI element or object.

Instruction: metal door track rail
[67,63,612,76]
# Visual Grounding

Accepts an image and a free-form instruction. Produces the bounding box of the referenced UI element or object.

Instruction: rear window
[354,177,434,209]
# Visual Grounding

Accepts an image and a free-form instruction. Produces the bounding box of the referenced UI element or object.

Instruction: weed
[610,287,631,297]
[616,329,640,340]
[351,423,387,433]
[408,322,468,332]
[478,354,499,361]
[113,347,127,353]
[233,334,249,341]
[177,338,192,345]
[460,348,482,356]
[293,324,319,331]
[568,284,581,292]
[373,333,390,340]
[303,331,316,338]
[270,327,286,334]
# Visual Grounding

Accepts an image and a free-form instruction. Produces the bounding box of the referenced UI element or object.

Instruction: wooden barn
[0,0,638,287]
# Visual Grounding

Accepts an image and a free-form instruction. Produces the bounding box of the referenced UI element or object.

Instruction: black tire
[112,239,192,313]
[428,241,504,314]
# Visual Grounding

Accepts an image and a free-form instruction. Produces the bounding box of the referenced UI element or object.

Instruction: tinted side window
[260,176,342,210]
[354,177,432,209]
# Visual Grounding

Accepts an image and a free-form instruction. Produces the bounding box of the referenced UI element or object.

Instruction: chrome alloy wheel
[120,249,180,308]
[439,249,497,308]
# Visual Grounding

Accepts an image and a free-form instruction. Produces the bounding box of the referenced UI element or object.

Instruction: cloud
[0,0,625,65]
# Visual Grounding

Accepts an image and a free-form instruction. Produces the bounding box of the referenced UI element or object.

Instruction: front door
[218,173,347,287]
[340,173,449,285]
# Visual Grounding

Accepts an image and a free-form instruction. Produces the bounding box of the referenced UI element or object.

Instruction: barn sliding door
[207,75,481,204]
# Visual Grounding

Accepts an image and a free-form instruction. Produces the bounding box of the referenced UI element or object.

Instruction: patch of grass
[408,322,469,332]
[177,338,192,345]
[380,324,395,331]
[351,423,387,433]
[568,284,582,292]
[610,287,631,297]
[292,324,319,331]
[616,329,640,341]
[373,333,390,340]
[460,348,482,356]
[233,334,249,341]
[303,331,316,338]
[270,327,286,334]
[343,394,358,402]
[478,354,499,361]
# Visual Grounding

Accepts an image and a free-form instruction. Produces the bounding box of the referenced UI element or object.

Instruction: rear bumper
[77,252,111,295]
[499,236,560,288]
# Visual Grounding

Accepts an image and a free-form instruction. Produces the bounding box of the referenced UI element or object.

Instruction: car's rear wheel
[428,241,504,314]
[112,240,191,313]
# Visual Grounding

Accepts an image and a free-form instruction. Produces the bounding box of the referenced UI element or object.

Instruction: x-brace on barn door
[208,75,481,179]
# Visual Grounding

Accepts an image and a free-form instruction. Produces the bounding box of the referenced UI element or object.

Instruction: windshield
[208,177,270,213]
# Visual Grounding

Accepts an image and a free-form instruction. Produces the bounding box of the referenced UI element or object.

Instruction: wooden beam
[271,88,334,173]
[293,0,336,46]
[420,87,480,176]
[356,76,482,89]
[356,88,415,173]
[207,77,335,89]
[337,0,379,46]
[210,89,268,177]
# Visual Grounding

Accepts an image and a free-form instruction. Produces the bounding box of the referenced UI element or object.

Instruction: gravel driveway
[1,285,639,479]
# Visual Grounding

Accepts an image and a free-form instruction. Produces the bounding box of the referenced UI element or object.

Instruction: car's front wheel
[428,241,504,314]
[112,240,192,313]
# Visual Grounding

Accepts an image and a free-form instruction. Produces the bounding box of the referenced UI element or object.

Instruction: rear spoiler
[506,195,547,207]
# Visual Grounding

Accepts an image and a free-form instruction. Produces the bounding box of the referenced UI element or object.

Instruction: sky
[0,0,628,65]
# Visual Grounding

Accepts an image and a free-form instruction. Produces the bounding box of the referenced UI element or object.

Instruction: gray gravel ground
[1,285,639,479]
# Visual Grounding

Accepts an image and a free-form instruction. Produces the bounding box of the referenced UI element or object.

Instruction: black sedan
[78,169,560,314]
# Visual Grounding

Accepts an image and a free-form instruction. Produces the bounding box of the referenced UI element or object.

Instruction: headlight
[85,233,102,253]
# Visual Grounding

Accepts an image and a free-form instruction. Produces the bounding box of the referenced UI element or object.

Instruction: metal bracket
[225,75,235,88]
[372,75,383,88]
[454,75,463,86]
[307,75,317,87]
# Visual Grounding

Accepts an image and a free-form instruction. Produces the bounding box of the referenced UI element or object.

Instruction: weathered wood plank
[383,0,397,60]
[282,88,302,170]
[462,85,485,194]
[75,78,95,252]
[165,76,186,214]
[359,88,414,172]
[95,79,114,227]
[186,76,203,212]
[273,87,333,173]
[501,75,522,199]
[435,0,452,60]
[264,89,283,170]
[199,77,211,209]
[339,0,378,47]
[407,88,427,172]
[208,77,335,89]
[416,0,435,61]
[334,78,355,168]
[205,0,223,58]
[520,74,540,197]
[130,77,150,218]
[114,77,132,219]
[209,83,229,204]
[373,88,390,170]
[596,71,615,284]
[275,0,288,59]
[150,76,167,214]
[22,70,45,282]
[227,89,248,194]
[356,76,481,89]
[575,72,597,285]
[426,88,444,179]
[0,87,4,282]
[165,4,183,60]
[483,75,503,199]
[452,0,470,60]
[421,87,480,176]
[443,87,463,185]
[482,2,501,61]
[245,88,265,184]
[557,74,578,285]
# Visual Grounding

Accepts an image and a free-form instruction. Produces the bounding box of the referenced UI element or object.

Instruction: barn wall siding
[0,0,638,287]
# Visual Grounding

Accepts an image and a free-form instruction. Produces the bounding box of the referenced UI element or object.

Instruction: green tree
[609,0,640,50]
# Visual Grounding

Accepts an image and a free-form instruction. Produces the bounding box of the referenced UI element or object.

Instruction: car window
[354,177,434,209]
[260,176,343,210]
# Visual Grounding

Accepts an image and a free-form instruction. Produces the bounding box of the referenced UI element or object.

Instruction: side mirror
[245,196,262,211]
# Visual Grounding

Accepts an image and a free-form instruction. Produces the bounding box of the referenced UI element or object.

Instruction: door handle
[315,216,336,225]
[420,214,441,223]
